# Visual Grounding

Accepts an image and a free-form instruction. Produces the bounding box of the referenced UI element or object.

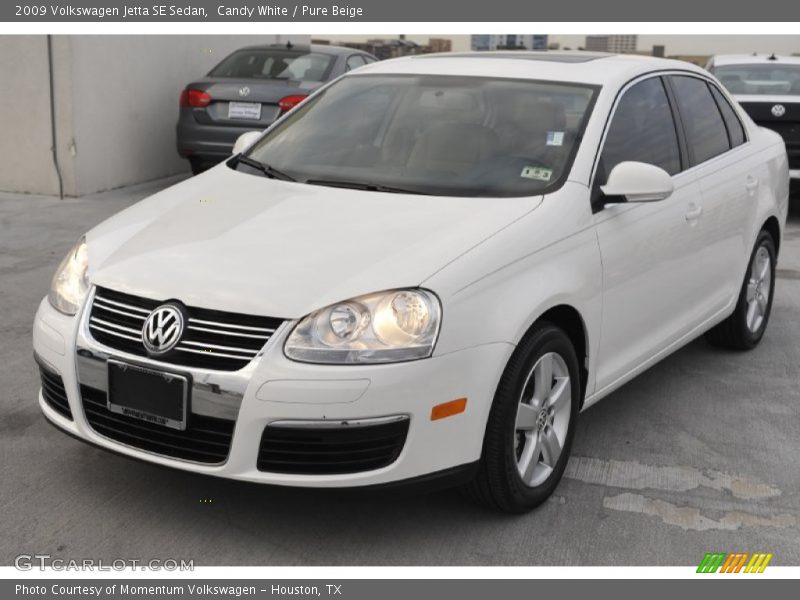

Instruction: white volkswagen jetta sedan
[34,52,789,513]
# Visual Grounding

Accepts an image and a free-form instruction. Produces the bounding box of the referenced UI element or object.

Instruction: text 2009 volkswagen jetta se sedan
[34,52,789,512]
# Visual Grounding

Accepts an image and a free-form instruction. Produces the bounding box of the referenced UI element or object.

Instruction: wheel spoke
[533,353,553,405]
[518,433,541,483]
[757,293,768,316]
[546,377,570,412]
[746,300,758,330]
[746,279,758,303]
[757,253,770,280]
[515,403,538,431]
[540,426,562,467]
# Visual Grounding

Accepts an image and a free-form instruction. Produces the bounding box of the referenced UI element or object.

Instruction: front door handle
[685,204,703,222]
[745,176,759,192]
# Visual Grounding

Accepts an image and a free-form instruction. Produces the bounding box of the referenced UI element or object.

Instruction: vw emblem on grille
[771,104,786,117]
[142,305,184,355]
[239,86,251,97]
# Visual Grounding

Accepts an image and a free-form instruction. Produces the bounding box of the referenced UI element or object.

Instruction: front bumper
[33,295,511,488]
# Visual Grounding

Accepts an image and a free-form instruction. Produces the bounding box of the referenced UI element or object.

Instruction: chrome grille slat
[93,295,152,314]
[187,318,275,333]
[89,323,144,343]
[92,300,147,320]
[180,340,259,355]
[90,316,143,336]
[175,347,261,361]
[88,287,284,371]
[186,325,270,340]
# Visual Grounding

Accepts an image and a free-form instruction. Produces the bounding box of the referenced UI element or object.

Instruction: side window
[600,77,682,181]
[709,84,746,147]
[346,55,366,71]
[670,75,731,165]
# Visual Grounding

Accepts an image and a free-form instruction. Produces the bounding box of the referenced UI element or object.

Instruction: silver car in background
[176,43,377,174]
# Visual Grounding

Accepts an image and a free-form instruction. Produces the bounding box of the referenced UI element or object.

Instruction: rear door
[592,75,705,391]
[667,75,756,314]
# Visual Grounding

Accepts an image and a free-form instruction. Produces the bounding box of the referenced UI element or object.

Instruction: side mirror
[600,161,674,203]
[232,131,262,156]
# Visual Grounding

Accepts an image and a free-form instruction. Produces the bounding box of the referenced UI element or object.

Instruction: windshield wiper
[305,179,424,195]
[236,155,296,182]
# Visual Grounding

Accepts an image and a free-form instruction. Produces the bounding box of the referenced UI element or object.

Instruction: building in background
[321,37,452,60]
[0,34,307,197]
[585,35,638,53]
[471,35,549,51]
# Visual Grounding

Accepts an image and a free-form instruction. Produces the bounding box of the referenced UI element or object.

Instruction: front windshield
[240,74,598,197]
[714,64,800,96]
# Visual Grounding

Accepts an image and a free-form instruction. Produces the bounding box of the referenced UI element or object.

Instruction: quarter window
[670,75,731,165]
[600,77,682,179]
[346,55,366,71]
[709,84,746,147]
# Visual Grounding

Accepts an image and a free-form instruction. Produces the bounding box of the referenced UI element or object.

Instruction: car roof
[234,43,368,56]
[710,53,800,66]
[351,51,707,87]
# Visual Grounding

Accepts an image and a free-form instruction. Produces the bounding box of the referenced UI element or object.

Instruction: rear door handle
[685,204,703,222]
[746,176,759,192]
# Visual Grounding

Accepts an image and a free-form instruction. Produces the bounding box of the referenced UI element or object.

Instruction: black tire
[463,321,581,513]
[705,230,776,351]
[188,158,205,176]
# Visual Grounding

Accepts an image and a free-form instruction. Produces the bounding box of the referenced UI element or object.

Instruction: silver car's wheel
[514,352,572,487]
[745,245,772,333]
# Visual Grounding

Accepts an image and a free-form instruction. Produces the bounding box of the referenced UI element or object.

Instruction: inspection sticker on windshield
[520,166,552,181]
[546,131,565,146]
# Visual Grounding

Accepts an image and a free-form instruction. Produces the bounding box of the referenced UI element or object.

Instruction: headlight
[284,289,441,364]
[48,237,89,315]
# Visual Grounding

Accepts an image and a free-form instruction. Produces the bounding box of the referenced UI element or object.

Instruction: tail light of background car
[278,95,308,112]
[179,89,212,108]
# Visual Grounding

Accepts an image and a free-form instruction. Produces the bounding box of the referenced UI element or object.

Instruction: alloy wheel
[513,352,572,487]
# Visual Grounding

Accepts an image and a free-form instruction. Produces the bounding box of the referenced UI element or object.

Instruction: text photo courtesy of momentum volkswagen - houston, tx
[1,2,800,593]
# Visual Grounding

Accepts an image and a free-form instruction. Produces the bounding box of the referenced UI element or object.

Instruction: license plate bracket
[228,101,262,120]
[107,360,189,431]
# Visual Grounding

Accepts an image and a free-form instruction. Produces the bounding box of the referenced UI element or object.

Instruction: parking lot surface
[1,176,798,566]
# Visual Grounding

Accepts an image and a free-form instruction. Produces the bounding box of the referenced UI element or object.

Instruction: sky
[323,35,800,56]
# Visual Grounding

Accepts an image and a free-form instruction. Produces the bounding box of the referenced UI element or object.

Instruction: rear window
[670,75,731,166]
[713,64,800,96]
[709,85,746,147]
[209,50,334,82]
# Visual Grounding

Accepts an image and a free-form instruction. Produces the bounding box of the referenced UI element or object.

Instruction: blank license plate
[107,360,189,430]
[228,101,262,120]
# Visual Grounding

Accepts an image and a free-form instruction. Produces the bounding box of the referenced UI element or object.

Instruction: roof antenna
[767,53,777,61]
[286,41,293,50]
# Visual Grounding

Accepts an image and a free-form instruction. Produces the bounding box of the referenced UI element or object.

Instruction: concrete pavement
[1,176,798,566]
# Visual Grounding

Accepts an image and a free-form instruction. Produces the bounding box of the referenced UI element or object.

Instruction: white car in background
[34,52,789,513]
[708,53,800,189]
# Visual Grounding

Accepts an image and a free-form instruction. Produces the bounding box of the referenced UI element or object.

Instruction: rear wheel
[464,322,580,513]
[706,230,776,350]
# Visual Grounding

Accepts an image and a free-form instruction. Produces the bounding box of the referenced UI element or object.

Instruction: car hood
[87,166,541,318]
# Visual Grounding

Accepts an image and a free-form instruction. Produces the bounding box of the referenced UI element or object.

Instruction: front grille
[88,287,283,371]
[81,385,234,464]
[257,417,410,475]
[39,366,72,420]
[740,102,800,170]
